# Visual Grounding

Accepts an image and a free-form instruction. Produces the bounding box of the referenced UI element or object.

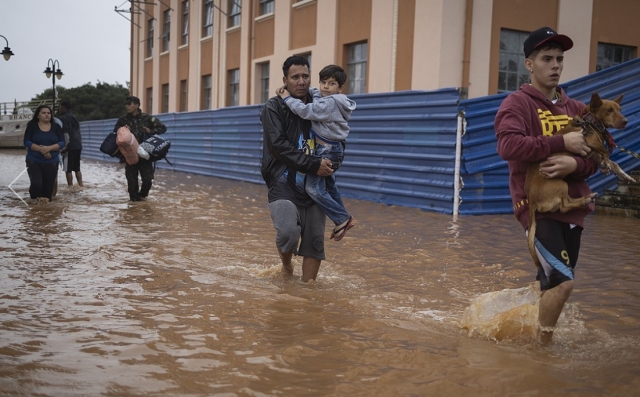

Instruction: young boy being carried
[277,64,357,241]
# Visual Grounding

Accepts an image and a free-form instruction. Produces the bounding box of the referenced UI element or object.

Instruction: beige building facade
[129,0,640,114]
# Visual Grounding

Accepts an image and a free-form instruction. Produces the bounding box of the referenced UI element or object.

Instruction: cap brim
[535,34,574,53]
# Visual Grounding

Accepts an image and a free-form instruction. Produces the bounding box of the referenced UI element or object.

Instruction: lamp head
[44,66,53,78]
[2,47,13,61]
[55,69,63,80]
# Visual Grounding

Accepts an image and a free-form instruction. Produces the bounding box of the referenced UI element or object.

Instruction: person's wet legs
[278,249,294,277]
[125,164,140,201]
[26,161,43,200]
[66,171,83,186]
[41,164,57,201]
[301,257,321,282]
[138,160,154,198]
[539,280,573,345]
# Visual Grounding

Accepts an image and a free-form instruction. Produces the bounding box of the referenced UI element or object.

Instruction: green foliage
[33,81,130,121]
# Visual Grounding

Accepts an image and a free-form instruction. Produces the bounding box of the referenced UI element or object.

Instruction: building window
[498,29,529,93]
[596,43,635,71]
[181,0,189,45]
[161,9,170,52]
[180,80,188,112]
[259,0,274,15]
[347,42,367,94]
[260,62,270,103]
[202,75,212,110]
[296,52,312,70]
[228,69,239,106]
[162,83,169,113]
[146,87,153,114]
[146,18,154,58]
[203,0,213,37]
[228,0,241,28]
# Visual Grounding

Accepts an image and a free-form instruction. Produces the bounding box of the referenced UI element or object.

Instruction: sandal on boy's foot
[329,221,342,240]
[331,216,355,242]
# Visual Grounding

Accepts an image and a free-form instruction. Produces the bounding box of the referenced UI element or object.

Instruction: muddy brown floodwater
[1,149,639,396]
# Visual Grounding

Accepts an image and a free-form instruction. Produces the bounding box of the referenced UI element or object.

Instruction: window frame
[228,68,240,107]
[596,42,636,72]
[295,52,312,70]
[181,0,189,46]
[347,42,367,94]
[202,74,212,110]
[259,0,274,16]
[180,79,188,112]
[260,62,270,103]
[228,0,241,28]
[203,0,213,37]
[146,18,154,58]
[161,9,171,53]
[146,87,153,114]
[161,83,169,113]
[497,29,529,93]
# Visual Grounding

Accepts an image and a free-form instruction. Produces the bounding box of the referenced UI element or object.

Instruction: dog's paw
[599,163,612,175]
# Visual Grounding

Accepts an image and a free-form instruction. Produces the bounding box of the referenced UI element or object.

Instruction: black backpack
[140,135,172,165]
[99,132,120,157]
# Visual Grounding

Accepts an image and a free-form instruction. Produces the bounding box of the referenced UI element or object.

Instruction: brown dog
[525,93,635,268]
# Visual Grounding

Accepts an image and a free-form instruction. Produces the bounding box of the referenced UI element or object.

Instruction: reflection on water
[1,149,639,396]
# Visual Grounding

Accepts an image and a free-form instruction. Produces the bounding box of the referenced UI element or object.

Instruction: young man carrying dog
[494,27,599,344]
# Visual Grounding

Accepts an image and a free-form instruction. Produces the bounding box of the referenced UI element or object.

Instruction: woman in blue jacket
[23,105,66,202]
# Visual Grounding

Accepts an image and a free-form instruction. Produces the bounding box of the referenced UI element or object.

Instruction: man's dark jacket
[260,94,321,189]
[113,111,167,143]
[59,110,82,150]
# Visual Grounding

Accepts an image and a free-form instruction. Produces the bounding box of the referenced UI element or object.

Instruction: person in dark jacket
[113,96,167,201]
[260,55,334,282]
[276,64,357,241]
[23,105,66,202]
[59,101,83,186]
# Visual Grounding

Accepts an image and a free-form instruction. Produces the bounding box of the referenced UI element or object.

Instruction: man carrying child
[277,64,357,241]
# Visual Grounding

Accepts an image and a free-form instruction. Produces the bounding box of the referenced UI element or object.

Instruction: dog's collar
[580,112,608,135]
[574,112,616,155]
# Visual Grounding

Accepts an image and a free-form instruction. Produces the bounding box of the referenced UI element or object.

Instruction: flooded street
[1,148,639,396]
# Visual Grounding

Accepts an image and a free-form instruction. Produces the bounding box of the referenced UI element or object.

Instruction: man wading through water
[113,96,167,202]
[260,56,334,281]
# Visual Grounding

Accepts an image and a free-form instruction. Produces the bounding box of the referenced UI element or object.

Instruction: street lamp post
[0,35,14,61]
[43,59,63,114]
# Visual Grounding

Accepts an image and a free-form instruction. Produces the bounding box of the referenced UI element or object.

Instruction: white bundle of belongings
[137,145,150,160]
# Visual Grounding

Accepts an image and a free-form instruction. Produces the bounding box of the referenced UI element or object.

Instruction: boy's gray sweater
[283,88,356,142]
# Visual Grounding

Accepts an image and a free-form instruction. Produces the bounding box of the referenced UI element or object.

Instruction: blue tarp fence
[82,58,640,215]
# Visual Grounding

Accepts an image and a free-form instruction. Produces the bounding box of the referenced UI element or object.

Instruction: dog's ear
[590,93,603,109]
[613,94,624,104]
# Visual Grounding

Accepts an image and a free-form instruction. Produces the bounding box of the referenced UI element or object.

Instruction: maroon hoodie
[495,83,598,230]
